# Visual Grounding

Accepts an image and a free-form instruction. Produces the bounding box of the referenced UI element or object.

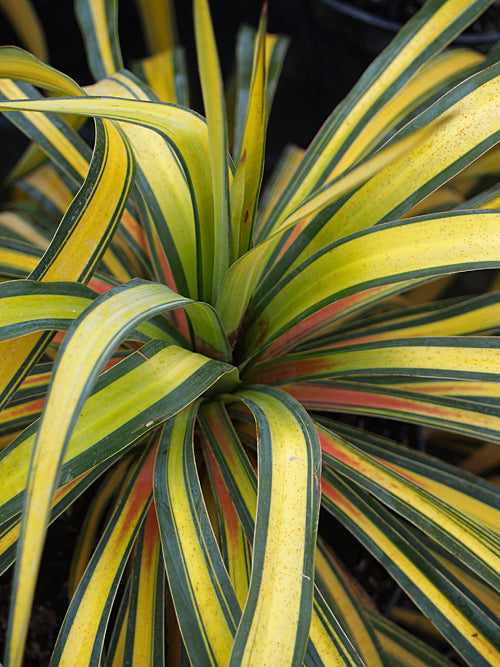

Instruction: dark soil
[0,492,92,666]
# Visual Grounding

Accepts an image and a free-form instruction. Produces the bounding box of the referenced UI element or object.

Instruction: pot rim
[314,0,500,45]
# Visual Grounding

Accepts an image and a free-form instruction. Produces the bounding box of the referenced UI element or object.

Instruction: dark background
[0,0,378,183]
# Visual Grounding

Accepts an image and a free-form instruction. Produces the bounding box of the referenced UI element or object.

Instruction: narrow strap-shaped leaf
[76,0,123,80]
[322,469,500,666]
[4,279,234,666]
[257,0,495,239]
[217,125,434,341]
[105,577,131,666]
[0,120,133,407]
[345,376,500,408]
[307,62,500,245]
[200,423,252,606]
[0,280,94,340]
[326,47,484,181]
[418,532,500,622]
[242,211,500,356]
[248,336,500,385]
[0,46,81,94]
[31,122,133,283]
[317,421,500,591]
[0,210,50,248]
[315,540,384,666]
[49,445,154,666]
[0,79,90,184]
[0,453,122,576]
[154,404,241,666]
[232,24,289,159]
[228,386,320,667]
[133,47,189,104]
[88,71,199,297]
[0,340,235,527]
[255,143,304,239]
[12,164,75,222]
[194,0,231,300]
[230,9,267,259]
[0,48,93,190]
[122,503,165,666]
[365,609,455,667]
[0,119,135,410]
[198,403,366,666]
[285,379,500,445]
[253,63,500,299]
[68,456,134,597]
[135,0,177,53]
[0,115,134,392]
[0,236,41,277]
[0,46,82,95]
[0,0,47,60]
[257,280,436,362]
[319,418,500,533]
[0,95,217,302]
[198,402,257,539]
[0,366,49,441]
[307,589,366,667]
[303,290,500,350]
[0,279,188,346]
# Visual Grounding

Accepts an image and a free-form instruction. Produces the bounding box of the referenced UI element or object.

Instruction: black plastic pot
[312,0,500,56]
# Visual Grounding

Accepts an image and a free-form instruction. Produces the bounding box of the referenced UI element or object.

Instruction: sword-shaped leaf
[198,401,368,665]
[230,10,267,258]
[0,118,135,410]
[4,280,234,666]
[228,386,320,667]
[122,503,165,666]
[322,469,500,666]
[194,0,231,299]
[0,340,235,527]
[0,95,217,302]
[50,445,155,666]
[317,421,500,591]
[285,379,500,445]
[154,404,241,666]
[76,0,123,81]
[257,0,495,238]
[242,211,500,356]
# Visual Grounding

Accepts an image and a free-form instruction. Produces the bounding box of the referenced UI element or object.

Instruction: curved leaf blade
[194,0,230,299]
[0,118,135,410]
[4,280,233,666]
[154,404,241,666]
[0,340,234,527]
[50,445,154,666]
[321,470,500,666]
[76,0,123,80]
[228,386,321,667]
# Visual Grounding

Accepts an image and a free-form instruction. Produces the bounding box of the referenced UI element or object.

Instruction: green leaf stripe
[228,386,320,667]
[244,211,500,355]
[322,469,500,667]
[317,421,500,593]
[257,0,495,239]
[49,445,154,666]
[0,339,234,527]
[76,0,124,81]
[154,404,241,667]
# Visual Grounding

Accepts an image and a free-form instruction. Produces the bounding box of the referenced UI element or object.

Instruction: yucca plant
[1,0,500,664]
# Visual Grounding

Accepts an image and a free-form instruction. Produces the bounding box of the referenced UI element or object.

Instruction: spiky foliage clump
[1,0,500,665]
